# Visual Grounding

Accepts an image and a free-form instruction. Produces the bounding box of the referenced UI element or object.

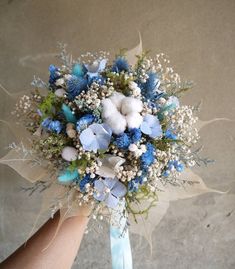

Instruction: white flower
[55,78,65,86]
[101,91,143,134]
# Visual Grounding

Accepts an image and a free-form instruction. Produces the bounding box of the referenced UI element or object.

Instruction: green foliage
[33,133,67,160]
[126,184,157,223]
[39,91,63,120]
[153,138,183,151]
[105,71,133,95]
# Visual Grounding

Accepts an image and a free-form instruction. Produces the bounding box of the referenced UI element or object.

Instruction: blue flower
[128,176,146,192]
[88,75,106,86]
[72,63,86,77]
[76,114,95,132]
[141,143,155,167]
[67,75,88,100]
[79,123,112,152]
[41,117,62,134]
[162,160,184,177]
[112,57,129,73]
[49,120,63,134]
[140,72,161,99]
[93,178,127,208]
[165,129,177,140]
[79,174,96,192]
[114,133,131,149]
[49,64,60,85]
[85,59,107,79]
[140,114,162,138]
[128,128,142,143]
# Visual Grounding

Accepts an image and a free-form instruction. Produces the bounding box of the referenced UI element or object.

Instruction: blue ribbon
[110,225,133,269]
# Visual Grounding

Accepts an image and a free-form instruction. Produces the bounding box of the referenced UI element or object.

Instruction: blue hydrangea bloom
[41,117,62,134]
[79,123,112,152]
[93,178,127,208]
[49,64,60,85]
[140,114,162,138]
[114,133,131,149]
[128,128,142,143]
[67,75,88,100]
[112,57,129,73]
[140,72,161,99]
[79,174,95,192]
[141,143,155,167]
[76,114,95,132]
[165,129,177,140]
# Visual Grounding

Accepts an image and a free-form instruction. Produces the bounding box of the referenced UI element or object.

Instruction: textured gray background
[0,0,235,268]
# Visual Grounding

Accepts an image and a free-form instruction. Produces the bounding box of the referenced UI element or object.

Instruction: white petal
[126,112,143,129]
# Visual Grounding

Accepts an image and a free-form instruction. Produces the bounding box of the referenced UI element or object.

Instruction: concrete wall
[0,0,235,268]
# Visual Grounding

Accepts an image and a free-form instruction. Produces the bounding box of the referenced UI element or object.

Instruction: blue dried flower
[165,129,177,140]
[114,133,131,149]
[41,117,62,134]
[79,174,95,192]
[67,75,88,100]
[72,63,86,77]
[140,143,155,167]
[112,57,129,73]
[49,64,60,85]
[76,114,95,132]
[128,176,146,192]
[140,72,161,99]
[128,128,142,143]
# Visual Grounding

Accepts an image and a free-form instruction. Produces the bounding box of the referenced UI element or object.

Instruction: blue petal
[150,125,162,138]
[62,104,77,124]
[140,121,152,135]
[111,181,127,198]
[105,193,119,208]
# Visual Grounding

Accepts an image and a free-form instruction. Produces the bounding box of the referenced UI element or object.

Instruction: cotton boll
[55,78,65,86]
[104,113,126,135]
[109,91,125,110]
[126,112,143,129]
[101,98,119,119]
[121,97,143,115]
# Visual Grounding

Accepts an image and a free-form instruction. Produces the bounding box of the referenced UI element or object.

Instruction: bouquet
[0,38,215,268]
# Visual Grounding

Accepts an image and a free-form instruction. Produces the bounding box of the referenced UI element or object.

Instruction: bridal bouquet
[1,39,214,268]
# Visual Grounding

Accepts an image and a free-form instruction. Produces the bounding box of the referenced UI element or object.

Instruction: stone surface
[0,0,235,268]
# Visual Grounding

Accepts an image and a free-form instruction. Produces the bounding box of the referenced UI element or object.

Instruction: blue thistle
[114,133,131,149]
[140,72,160,99]
[128,128,142,143]
[112,57,129,73]
[67,75,88,100]
[49,64,60,85]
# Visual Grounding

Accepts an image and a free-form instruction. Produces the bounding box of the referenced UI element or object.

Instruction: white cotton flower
[109,92,125,110]
[101,91,143,134]
[105,113,126,135]
[121,97,143,115]
[101,99,119,119]
[126,112,143,129]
